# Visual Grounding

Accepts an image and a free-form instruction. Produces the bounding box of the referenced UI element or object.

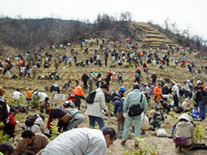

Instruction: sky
[0,0,206,40]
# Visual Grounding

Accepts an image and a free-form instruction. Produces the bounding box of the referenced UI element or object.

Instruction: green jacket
[123,89,148,115]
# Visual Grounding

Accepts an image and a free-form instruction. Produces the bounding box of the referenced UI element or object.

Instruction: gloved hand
[101,109,106,114]
[16,121,20,124]
[105,107,108,111]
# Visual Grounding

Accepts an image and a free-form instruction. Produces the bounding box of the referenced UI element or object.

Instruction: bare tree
[164,18,170,32]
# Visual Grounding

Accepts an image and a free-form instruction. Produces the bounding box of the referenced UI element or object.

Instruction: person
[65,107,84,130]
[118,72,123,84]
[24,114,45,134]
[12,88,22,102]
[134,70,140,84]
[3,108,19,138]
[195,85,207,120]
[37,91,48,102]
[162,84,169,95]
[149,110,164,130]
[74,82,85,110]
[42,127,116,155]
[0,87,8,124]
[151,72,157,86]
[154,84,162,109]
[88,75,93,93]
[82,72,89,90]
[13,130,49,155]
[113,96,125,137]
[173,114,194,153]
[96,78,104,88]
[171,82,179,107]
[26,88,33,103]
[111,86,125,101]
[31,65,37,79]
[50,83,60,106]
[63,80,72,91]
[85,84,108,129]
[40,97,51,113]
[0,142,14,155]
[148,82,155,107]
[121,83,148,147]
[46,107,71,133]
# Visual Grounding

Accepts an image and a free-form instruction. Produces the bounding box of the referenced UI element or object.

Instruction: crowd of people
[0,38,207,155]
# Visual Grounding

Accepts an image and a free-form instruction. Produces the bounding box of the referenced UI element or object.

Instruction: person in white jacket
[30,114,45,134]
[42,127,117,155]
[23,114,45,134]
[37,92,48,102]
[171,82,179,107]
[12,89,22,101]
[85,84,108,129]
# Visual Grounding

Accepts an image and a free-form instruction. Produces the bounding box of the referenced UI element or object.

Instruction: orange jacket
[154,86,161,95]
[27,90,33,98]
[74,85,84,96]
[203,84,206,90]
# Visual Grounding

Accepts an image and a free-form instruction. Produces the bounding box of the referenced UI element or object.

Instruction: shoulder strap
[140,93,143,103]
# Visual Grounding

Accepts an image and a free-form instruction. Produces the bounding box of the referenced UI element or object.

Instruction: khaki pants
[51,91,58,107]
[117,111,125,132]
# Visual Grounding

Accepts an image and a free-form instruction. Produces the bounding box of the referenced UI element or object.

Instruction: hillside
[0,36,207,154]
[0,18,207,56]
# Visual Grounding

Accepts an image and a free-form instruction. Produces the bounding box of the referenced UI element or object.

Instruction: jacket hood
[177,121,191,127]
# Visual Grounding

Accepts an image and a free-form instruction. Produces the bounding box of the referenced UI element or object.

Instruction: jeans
[122,114,141,142]
[171,125,176,136]
[155,102,160,108]
[199,101,206,119]
[118,77,123,84]
[88,115,105,129]
[67,113,84,130]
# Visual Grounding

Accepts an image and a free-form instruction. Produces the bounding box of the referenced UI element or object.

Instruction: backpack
[173,136,189,145]
[128,94,143,117]
[111,91,121,101]
[25,115,39,127]
[199,91,207,105]
[86,91,96,104]
[135,73,139,78]
[105,92,111,103]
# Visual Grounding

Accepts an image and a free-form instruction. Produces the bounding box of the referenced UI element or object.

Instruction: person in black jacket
[151,72,157,86]
[0,87,8,127]
[82,72,89,90]
[162,84,169,95]
[195,85,207,120]
[46,108,69,133]
[50,83,59,106]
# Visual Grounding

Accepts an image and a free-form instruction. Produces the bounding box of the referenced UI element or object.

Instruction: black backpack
[86,91,96,104]
[128,94,143,117]
[105,92,111,103]
[25,115,39,127]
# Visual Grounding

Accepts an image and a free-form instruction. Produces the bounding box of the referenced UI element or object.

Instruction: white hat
[153,72,155,74]
[98,78,101,81]
[149,110,156,116]
[197,80,202,84]
[179,113,190,122]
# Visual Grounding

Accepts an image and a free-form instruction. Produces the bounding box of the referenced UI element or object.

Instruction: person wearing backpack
[24,114,45,134]
[121,83,148,147]
[113,96,125,137]
[3,108,19,138]
[85,84,108,129]
[195,85,207,120]
[118,72,123,84]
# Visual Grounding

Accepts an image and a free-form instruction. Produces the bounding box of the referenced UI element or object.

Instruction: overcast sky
[0,0,206,40]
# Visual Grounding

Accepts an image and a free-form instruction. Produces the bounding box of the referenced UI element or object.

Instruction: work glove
[16,121,20,124]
